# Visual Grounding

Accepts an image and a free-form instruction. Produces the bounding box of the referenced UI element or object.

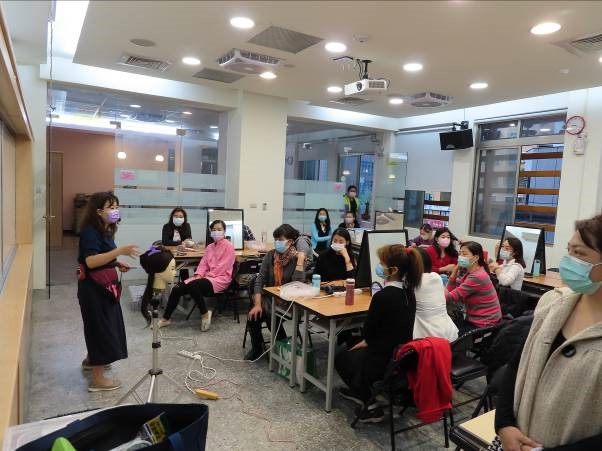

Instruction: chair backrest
[451,324,501,356]
[237,258,261,275]
[497,286,539,318]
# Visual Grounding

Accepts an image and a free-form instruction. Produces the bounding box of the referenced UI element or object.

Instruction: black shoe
[339,388,379,409]
[244,348,264,361]
[356,406,385,423]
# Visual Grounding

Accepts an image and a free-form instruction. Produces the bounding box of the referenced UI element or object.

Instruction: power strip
[178,350,202,360]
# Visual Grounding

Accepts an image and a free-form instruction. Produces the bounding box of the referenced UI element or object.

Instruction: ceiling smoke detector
[406,92,453,107]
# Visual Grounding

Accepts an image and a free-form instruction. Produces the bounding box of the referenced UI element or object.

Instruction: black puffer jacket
[481,313,534,374]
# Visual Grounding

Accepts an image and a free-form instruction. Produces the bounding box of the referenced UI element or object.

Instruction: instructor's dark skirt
[78,279,128,366]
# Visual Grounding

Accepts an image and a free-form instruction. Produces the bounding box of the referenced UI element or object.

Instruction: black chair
[215,259,263,323]
[351,347,454,450]
[186,261,241,321]
[496,286,539,318]
[450,325,501,409]
[470,364,507,418]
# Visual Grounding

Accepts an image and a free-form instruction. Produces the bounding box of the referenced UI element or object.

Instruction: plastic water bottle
[312,274,321,289]
[440,274,449,286]
[533,259,541,277]
[345,278,355,306]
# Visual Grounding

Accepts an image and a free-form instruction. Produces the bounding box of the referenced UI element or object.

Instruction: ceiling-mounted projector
[344,79,389,96]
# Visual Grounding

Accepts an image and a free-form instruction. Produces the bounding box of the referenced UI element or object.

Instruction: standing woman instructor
[78,192,139,392]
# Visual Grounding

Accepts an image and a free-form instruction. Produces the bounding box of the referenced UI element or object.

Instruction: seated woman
[246,224,307,361]
[426,227,459,274]
[311,208,333,254]
[162,207,192,246]
[489,237,526,290]
[335,244,422,422]
[495,214,602,451]
[338,211,360,230]
[445,241,502,335]
[159,220,235,331]
[410,223,434,248]
[314,228,356,282]
[414,248,458,341]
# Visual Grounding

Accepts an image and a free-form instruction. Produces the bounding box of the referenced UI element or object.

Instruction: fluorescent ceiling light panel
[50,1,90,58]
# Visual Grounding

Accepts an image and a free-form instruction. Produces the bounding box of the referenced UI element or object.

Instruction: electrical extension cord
[178,350,203,360]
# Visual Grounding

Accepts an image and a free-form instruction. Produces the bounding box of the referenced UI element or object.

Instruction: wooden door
[47,151,63,248]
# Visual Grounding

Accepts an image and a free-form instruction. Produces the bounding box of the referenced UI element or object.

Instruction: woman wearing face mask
[489,237,526,290]
[311,208,333,253]
[338,211,360,230]
[410,223,434,248]
[343,185,360,216]
[162,207,192,246]
[158,220,235,331]
[335,244,423,422]
[77,192,140,392]
[246,224,307,361]
[314,228,356,282]
[445,241,502,335]
[426,227,459,274]
[495,214,602,451]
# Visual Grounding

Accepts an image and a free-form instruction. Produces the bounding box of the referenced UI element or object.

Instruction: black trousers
[247,308,287,354]
[335,347,389,402]
[163,278,214,319]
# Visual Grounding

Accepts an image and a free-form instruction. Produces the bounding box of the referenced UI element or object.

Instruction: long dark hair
[331,228,355,267]
[81,191,120,237]
[432,227,459,258]
[273,224,300,241]
[168,207,188,225]
[343,211,360,228]
[505,237,526,268]
[416,247,432,273]
[461,241,489,274]
[377,244,424,291]
[139,246,174,325]
[314,208,331,234]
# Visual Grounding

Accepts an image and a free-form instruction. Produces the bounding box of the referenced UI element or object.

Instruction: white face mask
[173,217,185,227]
[331,243,346,253]
[210,230,224,241]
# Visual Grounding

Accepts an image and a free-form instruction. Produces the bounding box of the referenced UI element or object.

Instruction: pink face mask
[438,237,451,248]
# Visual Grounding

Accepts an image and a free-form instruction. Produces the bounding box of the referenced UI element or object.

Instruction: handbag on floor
[16,403,208,451]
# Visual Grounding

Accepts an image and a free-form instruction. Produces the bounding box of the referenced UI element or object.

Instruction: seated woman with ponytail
[445,241,502,335]
[335,244,423,423]
[158,219,235,331]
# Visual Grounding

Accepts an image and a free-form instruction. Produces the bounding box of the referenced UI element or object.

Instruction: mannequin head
[139,246,176,324]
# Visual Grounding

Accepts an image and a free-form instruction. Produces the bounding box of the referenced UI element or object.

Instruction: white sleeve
[497,263,523,287]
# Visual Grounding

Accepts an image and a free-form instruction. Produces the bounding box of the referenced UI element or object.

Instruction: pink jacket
[185,239,235,293]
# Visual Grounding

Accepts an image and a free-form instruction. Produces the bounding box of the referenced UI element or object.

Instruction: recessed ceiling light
[165,119,176,123]
[209,125,218,129]
[403,62,423,72]
[388,174,396,179]
[530,22,561,35]
[325,42,347,53]
[509,123,516,127]
[182,56,201,66]
[230,17,255,29]
[130,104,141,108]
[342,170,351,176]
[182,111,192,115]
[117,151,127,160]
[540,128,551,132]
[155,154,165,162]
[599,56,602,63]
[389,97,404,105]
[470,82,488,90]
[327,86,343,93]
[119,114,129,118]
[260,71,277,80]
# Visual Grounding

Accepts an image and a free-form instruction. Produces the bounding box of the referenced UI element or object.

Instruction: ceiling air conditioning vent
[193,68,245,83]
[555,32,602,56]
[248,26,323,54]
[407,92,453,107]
[329,96,372,106]
[217,49,279,74]
[118,54,171,72]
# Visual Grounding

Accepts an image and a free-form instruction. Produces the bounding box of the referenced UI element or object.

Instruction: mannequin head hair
[139,245,176,325]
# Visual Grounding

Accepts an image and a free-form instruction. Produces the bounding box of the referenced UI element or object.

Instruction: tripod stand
[118,295,187,404]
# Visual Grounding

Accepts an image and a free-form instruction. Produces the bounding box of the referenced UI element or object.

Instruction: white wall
[17,64,47,290]
[394,89,602,268]
[395,131,454,192]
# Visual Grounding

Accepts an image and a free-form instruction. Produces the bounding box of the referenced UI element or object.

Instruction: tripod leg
[117,373,149,404]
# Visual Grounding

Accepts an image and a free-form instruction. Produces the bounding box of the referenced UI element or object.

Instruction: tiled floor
[25,238,483,450]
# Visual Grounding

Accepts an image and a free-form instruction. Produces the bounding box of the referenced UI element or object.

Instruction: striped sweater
[445,267,502,327]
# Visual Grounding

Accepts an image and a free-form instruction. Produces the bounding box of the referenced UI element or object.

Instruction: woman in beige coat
[495,213,602,451]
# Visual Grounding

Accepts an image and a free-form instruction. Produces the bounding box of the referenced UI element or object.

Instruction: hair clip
[147,245,161,256]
